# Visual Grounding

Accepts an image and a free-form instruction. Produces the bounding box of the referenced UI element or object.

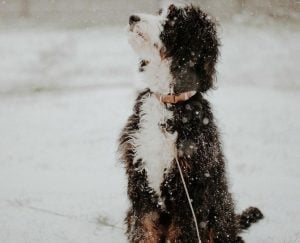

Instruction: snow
[0,21,299,242]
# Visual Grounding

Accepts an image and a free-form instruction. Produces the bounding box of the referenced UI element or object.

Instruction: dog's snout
[129,15,141,25]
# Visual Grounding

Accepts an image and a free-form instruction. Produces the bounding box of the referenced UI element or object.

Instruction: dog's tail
[237,207,264,231]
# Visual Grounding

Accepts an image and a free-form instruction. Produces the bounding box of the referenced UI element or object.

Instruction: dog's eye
[158,8,163,15]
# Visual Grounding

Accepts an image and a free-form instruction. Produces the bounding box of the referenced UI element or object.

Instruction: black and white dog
[119,3,263,243]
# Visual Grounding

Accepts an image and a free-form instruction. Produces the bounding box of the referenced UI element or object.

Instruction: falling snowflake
[203,117,209,125]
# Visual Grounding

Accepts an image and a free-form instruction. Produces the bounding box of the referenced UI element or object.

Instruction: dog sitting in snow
[119,4,263,243]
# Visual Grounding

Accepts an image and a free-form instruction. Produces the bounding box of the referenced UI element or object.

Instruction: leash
[157,88,202,243]
[173,145,202,243]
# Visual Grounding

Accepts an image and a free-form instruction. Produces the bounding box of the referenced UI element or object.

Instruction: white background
[0,1,299,242]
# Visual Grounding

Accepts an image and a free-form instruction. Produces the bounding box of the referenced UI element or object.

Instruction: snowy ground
[0,22,299,243]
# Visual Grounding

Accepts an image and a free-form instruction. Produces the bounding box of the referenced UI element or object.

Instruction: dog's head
[127,4,219,93]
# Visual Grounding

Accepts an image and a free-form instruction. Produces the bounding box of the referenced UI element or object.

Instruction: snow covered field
[0,21,299,243]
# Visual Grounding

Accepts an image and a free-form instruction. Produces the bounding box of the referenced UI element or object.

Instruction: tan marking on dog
[207,228,214,243]
[141,212,161,243]
[165,222,181,242]
[159,47,167,60]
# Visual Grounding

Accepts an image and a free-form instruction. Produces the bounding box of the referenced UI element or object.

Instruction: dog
[118,3,263,243]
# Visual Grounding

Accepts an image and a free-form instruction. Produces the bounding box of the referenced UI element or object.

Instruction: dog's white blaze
[133,94,176,197]
[128,9,177,199]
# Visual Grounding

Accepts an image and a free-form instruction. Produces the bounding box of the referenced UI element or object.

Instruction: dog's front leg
[125,157,163,242]
[126,158,161,211]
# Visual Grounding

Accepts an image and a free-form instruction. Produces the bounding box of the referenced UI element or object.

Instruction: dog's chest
[133,95,176,196]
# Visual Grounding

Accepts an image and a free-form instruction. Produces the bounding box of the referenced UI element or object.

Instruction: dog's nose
[129,15,141,25]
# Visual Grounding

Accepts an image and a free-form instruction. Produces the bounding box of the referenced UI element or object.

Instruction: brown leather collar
[154,90,197,104]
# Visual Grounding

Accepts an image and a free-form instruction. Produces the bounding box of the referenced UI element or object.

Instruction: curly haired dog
[119,3,263,243]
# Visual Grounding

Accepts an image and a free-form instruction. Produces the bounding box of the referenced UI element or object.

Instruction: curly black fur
[119,4,263,243]
[160,4,219,93]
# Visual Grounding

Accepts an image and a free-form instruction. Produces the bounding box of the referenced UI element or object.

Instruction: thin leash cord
[161,85,202,243]
[173,145,202,243]
[162,126,202,243]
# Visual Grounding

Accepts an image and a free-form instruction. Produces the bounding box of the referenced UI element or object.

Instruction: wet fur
[119,4,263,243]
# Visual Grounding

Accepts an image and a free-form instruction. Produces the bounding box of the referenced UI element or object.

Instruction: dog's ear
[160,5,219,93]
[183,8,219,92]
[193,19,219,92]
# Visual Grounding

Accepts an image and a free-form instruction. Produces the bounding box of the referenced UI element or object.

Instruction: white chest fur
[133,94,177,197]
